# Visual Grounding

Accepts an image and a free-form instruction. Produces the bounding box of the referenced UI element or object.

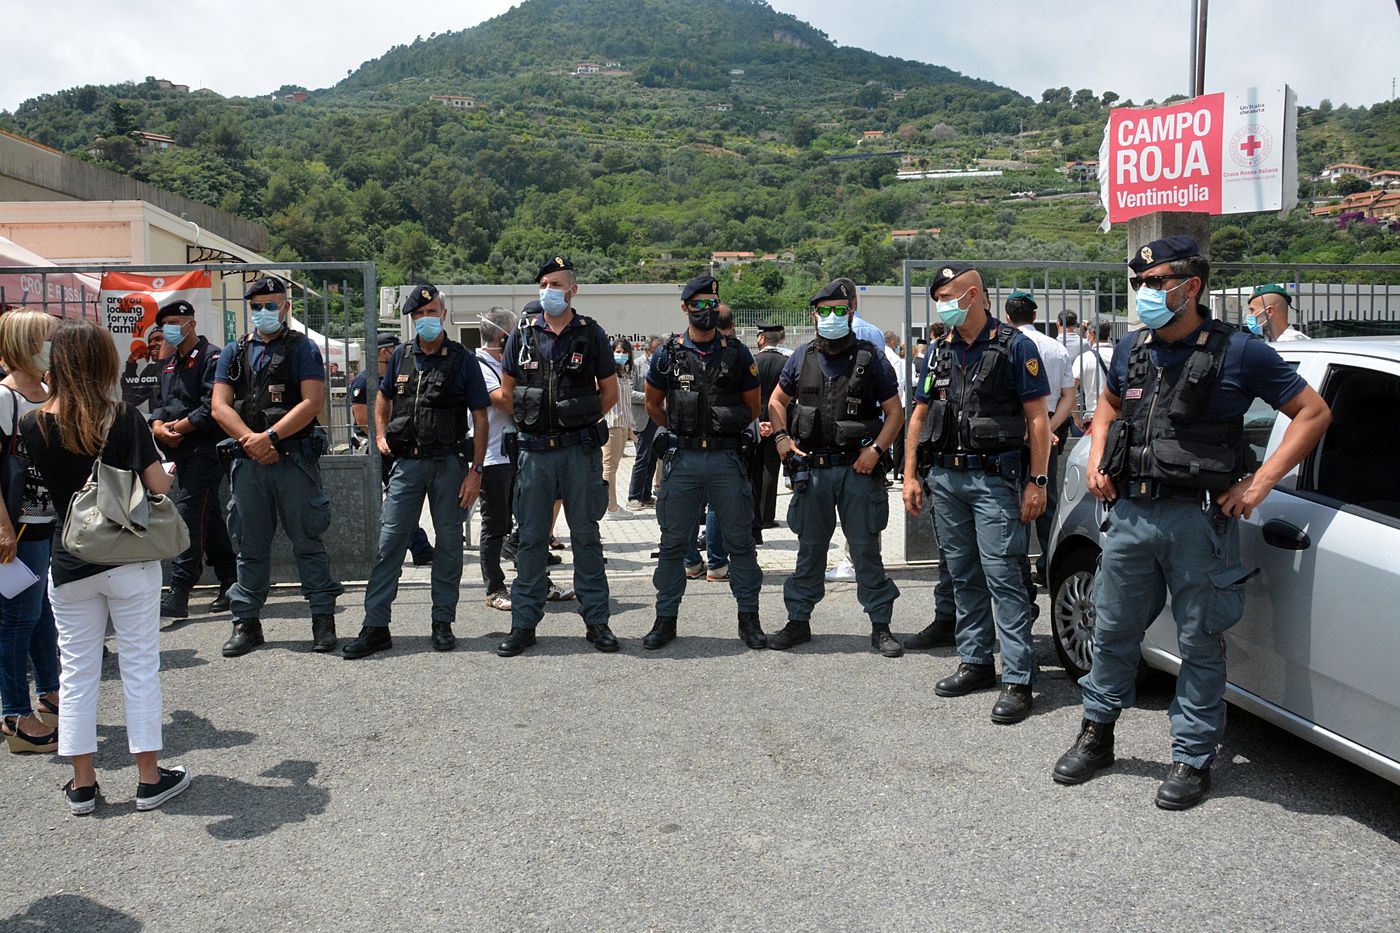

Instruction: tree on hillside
[790,115,816,148]
[1336,174,1372,195]
[1211,225,1252,262]
[1101,91,1120,107]
[854,84,883,109]
[107,100,136,136]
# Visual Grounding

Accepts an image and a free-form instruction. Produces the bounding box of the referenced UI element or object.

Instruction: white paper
[0,557,39,599]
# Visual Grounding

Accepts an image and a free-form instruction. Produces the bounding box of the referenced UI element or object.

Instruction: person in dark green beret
[1246,284,1308,342]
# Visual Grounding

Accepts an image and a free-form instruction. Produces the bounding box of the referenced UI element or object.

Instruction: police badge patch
[1026,359,1040,377]
[1125,388,1143,400]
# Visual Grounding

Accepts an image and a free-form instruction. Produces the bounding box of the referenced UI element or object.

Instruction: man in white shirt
[883,330,908,407]
[1247,284,1309,342]
[475,307,520,611]
[1058,310,1089,363]
[1005,291,1074,584]
[1072,321,1115,431]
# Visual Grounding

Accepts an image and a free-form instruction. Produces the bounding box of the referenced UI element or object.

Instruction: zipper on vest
[1140,365,1164,475]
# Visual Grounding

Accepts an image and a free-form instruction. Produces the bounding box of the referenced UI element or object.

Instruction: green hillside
[2,0,1397,309]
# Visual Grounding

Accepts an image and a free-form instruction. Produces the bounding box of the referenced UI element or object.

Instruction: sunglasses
[1129,275,1186,291]
[815,305,851,317]
[688,298,720,311]
[248,301,284,311]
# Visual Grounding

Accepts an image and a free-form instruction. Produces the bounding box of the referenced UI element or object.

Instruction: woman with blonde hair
[0,309,60,754]
[20,319,189,814]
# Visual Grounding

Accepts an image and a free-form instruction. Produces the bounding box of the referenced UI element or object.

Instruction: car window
[1307,365,1400,520]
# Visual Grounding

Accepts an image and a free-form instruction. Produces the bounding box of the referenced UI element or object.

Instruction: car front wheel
[1050,545,1100,680]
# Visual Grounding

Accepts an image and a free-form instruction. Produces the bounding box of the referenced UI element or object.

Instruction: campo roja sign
[1098,85,1297,228]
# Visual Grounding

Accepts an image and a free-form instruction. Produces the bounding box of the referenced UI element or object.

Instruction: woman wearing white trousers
[20,319,189,815]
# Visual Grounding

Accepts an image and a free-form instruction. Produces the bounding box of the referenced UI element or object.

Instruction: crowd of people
[0,239,1329,817]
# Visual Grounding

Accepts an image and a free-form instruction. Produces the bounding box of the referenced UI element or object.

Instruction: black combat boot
[871,624,903,658]
[766,620,812,651]
[643,617,678,650]
[1155,762,1211,810]
[934,662,997,697]
[341,626,391,659]
[311,614,338,652]
[221,620,265,658]
[431,621,457,652]
[737,612,767,649]
[208,580,235,613]
[1052,719,1116,785]
[585,624,620,653]
[497,628,536,657]
[160,586,190,620]
[902,616,955,650]
[990,683,1033,724]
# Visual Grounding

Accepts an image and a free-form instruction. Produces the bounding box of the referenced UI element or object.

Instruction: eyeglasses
[1129,275,1186,291]
[815,305,851,317]
[688,298,719,311]
[248,301,283,311]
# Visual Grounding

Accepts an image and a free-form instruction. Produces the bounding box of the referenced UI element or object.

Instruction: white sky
[2,0,1395,113]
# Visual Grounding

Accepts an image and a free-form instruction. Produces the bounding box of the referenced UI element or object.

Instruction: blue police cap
[375,332,401,349]
[809,278,856,306]
[243,276,287,300]
[155,299,197,324]
[1128,236,1201,274]
[401,283,440,316]
[536,256,574,283]
[927,262,976,297]
[681,275,719,303]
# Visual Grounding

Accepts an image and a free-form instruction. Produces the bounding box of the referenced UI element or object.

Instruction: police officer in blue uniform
[351,332,435,566]
[149,299,237,620]
[497,257,620,657]
[902,262,1051,724]
[211,276,344,657]
[765,279,905,656]
[342,284,490,659]
[1053,237,1330,808]
[643,275,766,650]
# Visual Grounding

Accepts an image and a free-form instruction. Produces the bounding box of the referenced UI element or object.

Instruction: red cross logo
[1240,135,1262,157]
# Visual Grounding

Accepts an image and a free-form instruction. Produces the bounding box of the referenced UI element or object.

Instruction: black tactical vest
[229,327,315,440]
[918,323,1026,454]
[511,316,604,435]
[663,335,752,438]
[1121,318,1244,492]
[384,341,470,456]
[791,340,883,452]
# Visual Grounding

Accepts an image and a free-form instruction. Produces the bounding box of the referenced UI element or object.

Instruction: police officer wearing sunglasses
[766,279,905,656]
[1052,236,1330,809]
[902,262,1051,724]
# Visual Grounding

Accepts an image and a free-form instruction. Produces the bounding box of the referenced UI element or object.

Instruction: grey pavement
[3,545,1399,930]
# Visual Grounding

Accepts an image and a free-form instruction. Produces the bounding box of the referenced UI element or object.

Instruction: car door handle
[1262,519,1310,550]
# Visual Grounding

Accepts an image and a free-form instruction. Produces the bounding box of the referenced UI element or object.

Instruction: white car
[1046,337,1400,787]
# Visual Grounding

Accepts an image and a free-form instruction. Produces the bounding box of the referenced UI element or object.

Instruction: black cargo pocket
[305,494,332,538]
[866,480,890,535]
[1204,565,1258,634]
[786,492,804,537]
[1149,438,1236,489]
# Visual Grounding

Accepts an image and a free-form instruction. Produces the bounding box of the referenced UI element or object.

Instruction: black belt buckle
[950,453,968,470]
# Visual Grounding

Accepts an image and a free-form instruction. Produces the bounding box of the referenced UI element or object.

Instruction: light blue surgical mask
[414,315,444,342]
[1243,314,1263,336]
[251,308,282,335]
[816,314,851,340]
[613,352,628,366]
[539,287,569,316]
[162,323,185,346]
[935,288,971,328]
[1134,280,1188,330]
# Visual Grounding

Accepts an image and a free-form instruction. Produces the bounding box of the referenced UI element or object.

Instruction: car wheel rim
[1053,569,1096,673]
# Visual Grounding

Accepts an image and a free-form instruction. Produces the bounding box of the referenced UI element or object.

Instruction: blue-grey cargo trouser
[655,449,761,616]
[510,444,610,630]
[226,452,343,621]
[929,457,1035,685]
[1080,498,1251,769]
[363,456,468,628]
[783,465,898,627]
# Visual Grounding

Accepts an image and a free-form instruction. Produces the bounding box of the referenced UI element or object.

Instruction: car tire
[1050,544,1099,680]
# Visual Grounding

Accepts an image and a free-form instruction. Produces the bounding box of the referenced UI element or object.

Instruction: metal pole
[1195,0,1209,96]
[1188,0,1199,96]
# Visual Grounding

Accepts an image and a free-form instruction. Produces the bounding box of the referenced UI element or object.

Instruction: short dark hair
[1005,296,1037,324]
[761,327,785,344]
[1097,322,1113,341]
[1169,255,1211,292]
[1060,311,1079,328]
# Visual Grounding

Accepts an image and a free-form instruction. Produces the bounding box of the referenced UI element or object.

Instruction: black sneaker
[63,779,101,816]
[135,765,190,811]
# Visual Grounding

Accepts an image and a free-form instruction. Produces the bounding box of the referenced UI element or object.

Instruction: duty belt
[673,435,743,451]
[808,450,861,468]
[516,427,596,451]
[1121,478,1213,504]
[933,451,1008,472]
[399,444,462,459]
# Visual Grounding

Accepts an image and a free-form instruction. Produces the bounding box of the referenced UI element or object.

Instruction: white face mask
[33,340,51,374]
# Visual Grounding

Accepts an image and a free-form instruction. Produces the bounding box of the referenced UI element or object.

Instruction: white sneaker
[825,558,857,582]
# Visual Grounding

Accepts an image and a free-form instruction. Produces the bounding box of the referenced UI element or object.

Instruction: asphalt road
[2,570,1398,931]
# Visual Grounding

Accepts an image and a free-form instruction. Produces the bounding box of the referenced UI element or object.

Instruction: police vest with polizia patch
[791,339,884,453]
[511,316,604,436]
[384,341,471,457]
[663,334,752,439]
[918,323,1026,455]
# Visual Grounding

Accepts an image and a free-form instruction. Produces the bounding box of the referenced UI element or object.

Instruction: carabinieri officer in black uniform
[1052,236,1330,809]
[496,257,620,657]
[211,276,343,657]
[902,262,1051,725]
[149,299,236,620]
[766,279,905,656]
[643,274,766,650]
[342,284,490,659]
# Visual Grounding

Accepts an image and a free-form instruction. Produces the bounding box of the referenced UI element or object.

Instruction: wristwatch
[1030,473,1050,488]
[266,429,281,444]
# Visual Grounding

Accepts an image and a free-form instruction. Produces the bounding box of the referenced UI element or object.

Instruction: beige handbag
[61,454,189,565]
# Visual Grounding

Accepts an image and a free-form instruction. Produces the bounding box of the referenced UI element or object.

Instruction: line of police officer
[150,239,1329,812]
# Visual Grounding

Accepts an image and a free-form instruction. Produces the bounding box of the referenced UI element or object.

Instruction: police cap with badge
[155,299,198,324]
[810,278,855,305]
[927,262,976,297]
[536,256,574,283]
[681,274,718,303]
[1127,235,1201,274]
[244,275,287,300]
[401,283,439,315]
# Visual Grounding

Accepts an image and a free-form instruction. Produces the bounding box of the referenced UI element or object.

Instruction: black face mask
[817,333,854,357]
[688,308,717,331]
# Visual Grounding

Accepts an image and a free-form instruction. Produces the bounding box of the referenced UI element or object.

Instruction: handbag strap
[3,386,19,455]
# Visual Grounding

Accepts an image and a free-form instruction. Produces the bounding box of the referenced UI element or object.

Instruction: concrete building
[431,94,476,110]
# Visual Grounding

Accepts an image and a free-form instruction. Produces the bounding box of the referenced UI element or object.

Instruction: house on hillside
[1317,163,1374,183]
[1368,170,1400,188]
[1311,189,1400,220]
[576,62,600,76]
[708,103,734,112]
[151,79,190,93]
[280,92,308,103]
[131,131,176,151]
[1060,160,1099,182]
[431,94,476,110]
[890,228,942,243]
[729,68,745,76]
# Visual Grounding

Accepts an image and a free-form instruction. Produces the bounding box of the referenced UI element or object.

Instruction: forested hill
[3,0,1398,307]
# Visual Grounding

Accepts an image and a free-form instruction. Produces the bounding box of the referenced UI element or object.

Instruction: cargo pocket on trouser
[588,475,608,522]
[994,476,1029,558]
[1204,565,1258,635]
[305,494,332,539]
[225,497,243,552]
[786,490,805,537]
[866,478,890,536]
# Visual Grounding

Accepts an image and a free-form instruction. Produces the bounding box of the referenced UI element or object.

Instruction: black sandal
[36,695,59,727]
[3,716,58,754]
